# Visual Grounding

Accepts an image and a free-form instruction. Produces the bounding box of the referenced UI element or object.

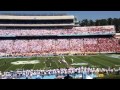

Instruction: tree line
[78,18,120,33]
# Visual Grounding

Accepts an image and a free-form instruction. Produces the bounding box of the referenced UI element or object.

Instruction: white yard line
[3,58,22,72]
[73,56,88,63]
[0,60,6,67]
[50,63,51,67]
[63,56,69,66]
[44,62,46,70]
[44,57,47,70]
[38,57,43,70]
[20,64,25,69]
[33,64,36,70]
[32,56,37,70]
[71,58,74,63]
[54,60,59,68]
[5,64,14,72]
[0,58,17,67]
[20,57,31,69]
[39,57,45,70]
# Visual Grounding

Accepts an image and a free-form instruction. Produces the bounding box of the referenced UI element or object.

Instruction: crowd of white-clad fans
[0,38,120,56]
[0,26,115,36]
[0,66,120,79]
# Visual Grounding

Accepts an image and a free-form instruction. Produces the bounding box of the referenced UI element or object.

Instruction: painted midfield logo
[11,60,40,65]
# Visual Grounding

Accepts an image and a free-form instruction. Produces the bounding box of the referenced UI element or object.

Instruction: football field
[0,54,120,72]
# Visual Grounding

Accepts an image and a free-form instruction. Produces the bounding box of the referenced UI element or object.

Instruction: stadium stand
[0,14,120,79]
[0,14,119,56]
[0,38,120,57]
[0,26,115,36]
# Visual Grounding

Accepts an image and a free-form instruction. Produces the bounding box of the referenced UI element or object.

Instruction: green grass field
[0,54,120,72]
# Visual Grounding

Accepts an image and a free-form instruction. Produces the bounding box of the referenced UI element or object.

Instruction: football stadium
[0,13,120,79]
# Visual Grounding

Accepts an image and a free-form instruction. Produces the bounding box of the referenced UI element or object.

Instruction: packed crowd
[0,26,115,36]
[0,66,120,79]
[0,38,120,56]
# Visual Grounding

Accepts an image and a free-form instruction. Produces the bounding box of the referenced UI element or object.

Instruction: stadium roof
[0,15,74,20]
[116,33,120,35]
[0,13,68,16]
[0,23,74,26]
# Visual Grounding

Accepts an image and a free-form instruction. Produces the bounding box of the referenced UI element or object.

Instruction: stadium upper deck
[0,15,74,20]
[0,25,116,37]
[115,33,120,38]
[0,14,115,36]
[0,15,75,27]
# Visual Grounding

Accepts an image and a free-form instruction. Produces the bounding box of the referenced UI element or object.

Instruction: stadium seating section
[0,26,115,36]
[0,26,119,56]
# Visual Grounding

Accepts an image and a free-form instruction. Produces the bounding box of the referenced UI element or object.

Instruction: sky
[0,11,120,21]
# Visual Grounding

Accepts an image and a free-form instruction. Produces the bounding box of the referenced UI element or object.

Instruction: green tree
[95,20,100,26]
[107,18,113,25]
[80,19,89,26]
[99,19,108,25]
[79,21,81,26]
[88,20,94,26]
[113,18,119,32]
